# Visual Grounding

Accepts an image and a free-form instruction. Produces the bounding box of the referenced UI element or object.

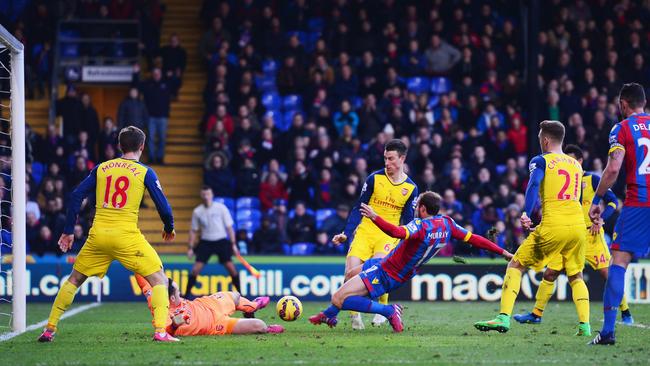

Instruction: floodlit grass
[2,301,649,365]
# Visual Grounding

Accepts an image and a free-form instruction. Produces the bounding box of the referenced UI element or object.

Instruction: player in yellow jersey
[514,144,634,325]
[332,139,418,329]
[474,121,591,336]
[38,127,178,343]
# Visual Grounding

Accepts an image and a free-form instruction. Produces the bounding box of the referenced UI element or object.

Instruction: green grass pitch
[1,301,649,365]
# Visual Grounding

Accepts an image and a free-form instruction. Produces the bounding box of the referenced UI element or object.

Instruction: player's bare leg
[223,261,241,292]
[145,270,179,342]
[590,250,633,345]
[513,268,560,324]
[475,259,526,333]
[344,255,365,330]
[185,261,205,296]
[232,319,284,334]
[598,267,633,325]
[39,269,88,342]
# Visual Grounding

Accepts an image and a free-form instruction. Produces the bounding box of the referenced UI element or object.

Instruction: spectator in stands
[333,99,359,137]
[79,93,100,151]
[26,211,41,251]
[251,216,282,254]
[286,160,312,206]
[56,85,84,146]
[259,171,288,212]
[41,198,65,238]
[320,204,349,241]
[98,117,118,162]
[71,223,86,253]
[135,66,171,164]
[287,201,315,245]
[277,55,306,95]
[199,17,231,65]
[235,157,260,197]
[159,33,187,97]
[204,151,234,198]
[424,34,461,75]
[117,87,149,130]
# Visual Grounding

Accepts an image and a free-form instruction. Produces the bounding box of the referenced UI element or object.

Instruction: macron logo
[529,163,537,174]
[156,180,163,191]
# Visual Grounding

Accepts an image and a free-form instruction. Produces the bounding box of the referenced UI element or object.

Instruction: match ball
[276,295,302,321]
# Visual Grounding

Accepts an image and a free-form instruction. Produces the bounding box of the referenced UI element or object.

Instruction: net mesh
[0,45,14,333]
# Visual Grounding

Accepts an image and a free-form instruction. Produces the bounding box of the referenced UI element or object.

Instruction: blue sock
[341,296,394,318]
[322,304,341,319]
[602,264,626,335]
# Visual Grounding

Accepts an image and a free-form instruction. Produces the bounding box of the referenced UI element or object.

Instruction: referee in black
[185,186,241,296]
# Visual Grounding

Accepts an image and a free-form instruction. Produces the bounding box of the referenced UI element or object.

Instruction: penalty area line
[0,302,101,342]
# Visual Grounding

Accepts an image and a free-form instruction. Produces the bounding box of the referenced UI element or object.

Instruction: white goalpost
[0,25,26,334]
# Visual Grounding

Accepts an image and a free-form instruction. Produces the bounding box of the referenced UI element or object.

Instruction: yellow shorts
[548,228,611,271]
[347,229,399,261]
[74,225,163,278]
[513,224,586,276]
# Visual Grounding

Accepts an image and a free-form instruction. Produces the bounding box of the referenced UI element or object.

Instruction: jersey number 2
[104,175,130,208]
[557,169,579,200]
[637,137,650,175]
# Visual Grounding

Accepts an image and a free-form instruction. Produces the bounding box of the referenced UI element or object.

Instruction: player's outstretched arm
[60,167,99,252]
[449,218,512,259]
[360,203,408,239]
[143,168,175,239]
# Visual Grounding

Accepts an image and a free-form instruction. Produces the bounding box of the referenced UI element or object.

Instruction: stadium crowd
[7,0,650,257]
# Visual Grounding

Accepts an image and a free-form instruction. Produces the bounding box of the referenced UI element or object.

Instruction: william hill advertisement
[0,261,624,303]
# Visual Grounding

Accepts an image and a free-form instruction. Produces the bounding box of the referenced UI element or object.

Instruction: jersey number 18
[104,175,130,208]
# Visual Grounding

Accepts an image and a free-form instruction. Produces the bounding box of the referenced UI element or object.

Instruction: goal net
[0,25,26,335]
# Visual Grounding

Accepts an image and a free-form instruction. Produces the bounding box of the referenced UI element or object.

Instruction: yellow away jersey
[581,172,618,228]
[63,158,174,234]
[529,153,584,226]
[344,169,419,238]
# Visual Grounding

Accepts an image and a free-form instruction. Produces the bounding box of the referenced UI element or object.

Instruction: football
[276,296,303,321]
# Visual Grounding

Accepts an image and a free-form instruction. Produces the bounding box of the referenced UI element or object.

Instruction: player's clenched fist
[332,232,347,246]
[520,212,534,232]
[57,234,74,253]
[162,229,176,242]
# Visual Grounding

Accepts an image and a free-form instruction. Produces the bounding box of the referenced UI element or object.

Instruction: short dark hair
[539,120,565,143]
[619,83,647,109]
[564,144,583,161]
[201,185,212,191]
[418,191,442,215]
[118,126,146,153]
[385,139,407,157]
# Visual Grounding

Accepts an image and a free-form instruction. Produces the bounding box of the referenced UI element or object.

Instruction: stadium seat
[255,76,277,93]
[316,209,336,229]
[236,209,262,222]
[351,96,363,109]
[214,197,235,211]
[428,95,440,108]
[61,43,79,58]
[31,162,45,186]
[282,243,292,255]
[282,95,303,110]
[406,77,430,94]
[236,219,261,234]
[430,77,451,95]
[262,59,278,76]
[282,111,301,130]
[291,243,316,256]
[307,18,325,32]
[236,197,261,210]
[261,92,281,110]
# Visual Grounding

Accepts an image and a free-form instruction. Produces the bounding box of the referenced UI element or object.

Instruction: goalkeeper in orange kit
[136,274,284,336]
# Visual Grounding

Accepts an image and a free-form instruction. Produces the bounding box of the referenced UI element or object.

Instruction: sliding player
[332,139,418,329]
[589,83,650,345]
[135,275,284,336]
[475,120,591,336]
[514,144,633,325]
[38,127,178,342]
[312,191,512,332]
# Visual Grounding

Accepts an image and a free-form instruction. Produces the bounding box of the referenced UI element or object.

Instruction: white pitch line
[0,302,101,342]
